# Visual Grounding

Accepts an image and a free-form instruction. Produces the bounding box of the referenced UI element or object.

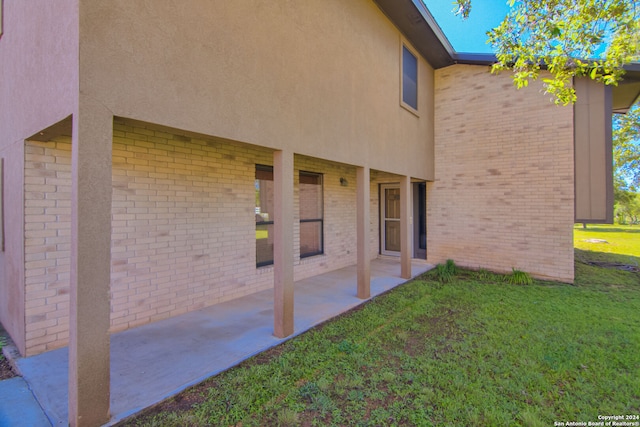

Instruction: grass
[574,224,640,265]
[125,226,640,427]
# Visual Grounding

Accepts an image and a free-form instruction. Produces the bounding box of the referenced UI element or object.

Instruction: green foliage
[433,259,459,283]
[0,336,7,363]
[615,190,640,224]
[128,226,640,427]
[613,104,638,219]
[336,339,357,354]
[276,408,299,427]
[519,409,547,427]
[507,268,534,285]
[473,268,502,282]
[445,258,459,275]
[433,263,452,283]
[456,0,640,105]
[453,0,472,18]
[574,224,640,263]
[613,104,640,190]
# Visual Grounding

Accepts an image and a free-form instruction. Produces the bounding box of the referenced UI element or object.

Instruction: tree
[614,188,640,224]
[613,104,640,190]
[612,103,639,224]
[455,0,640,105]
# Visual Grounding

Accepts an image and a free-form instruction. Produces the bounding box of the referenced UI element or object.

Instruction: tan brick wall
[291,160,394,279]
[23,138,73,355]
[429,65,575,282]
[23,119,385,355]
[109,120,277,333]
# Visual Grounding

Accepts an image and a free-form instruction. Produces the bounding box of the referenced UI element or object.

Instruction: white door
[381,184,401,256]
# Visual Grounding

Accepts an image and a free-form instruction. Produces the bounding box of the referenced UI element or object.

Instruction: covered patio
[16,258,432,425]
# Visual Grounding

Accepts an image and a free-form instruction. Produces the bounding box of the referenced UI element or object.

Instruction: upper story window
[401,44,418,112]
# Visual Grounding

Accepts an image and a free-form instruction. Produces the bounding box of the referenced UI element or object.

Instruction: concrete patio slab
[16,258,432,426]
[0,377,50,427]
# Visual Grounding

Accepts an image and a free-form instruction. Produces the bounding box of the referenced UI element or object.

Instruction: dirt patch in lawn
[0,356,16,380]
[585,261,639,272]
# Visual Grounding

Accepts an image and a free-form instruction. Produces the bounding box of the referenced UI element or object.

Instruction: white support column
[69,97,112,426]
[400,175,412,279]
[273,150,294,338]
[356,167,370,299]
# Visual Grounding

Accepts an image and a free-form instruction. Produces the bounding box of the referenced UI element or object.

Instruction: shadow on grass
[575,249,639,290]
[575,247,639,265]
[578,227,640,234]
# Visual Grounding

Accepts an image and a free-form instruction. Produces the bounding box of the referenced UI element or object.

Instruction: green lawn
[126,226,640,427]
[575,223,640,261]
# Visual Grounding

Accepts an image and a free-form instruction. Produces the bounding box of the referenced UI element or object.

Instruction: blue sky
[423,1,511,54]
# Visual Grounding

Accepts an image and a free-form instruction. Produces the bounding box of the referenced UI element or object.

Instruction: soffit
[373,0,455,69]
[613,67,640,114]
[27,116,73,142]
[374,0,640,113]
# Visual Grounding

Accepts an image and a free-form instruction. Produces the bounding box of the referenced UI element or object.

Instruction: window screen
[402,45,418,110]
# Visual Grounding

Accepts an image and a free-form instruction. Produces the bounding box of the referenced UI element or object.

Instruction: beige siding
[79,0,435,180]
[0,142,27,355]
[6,0,439,355]
[430,65,575,282]
[574,78,614,223]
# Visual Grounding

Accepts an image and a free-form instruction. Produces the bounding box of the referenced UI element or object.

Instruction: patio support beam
[273,149,294,338]
[356,166,370,299]
[69,97,113,426]
[400,175,412,279]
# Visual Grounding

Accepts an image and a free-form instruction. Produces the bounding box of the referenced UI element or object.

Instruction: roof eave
[613,64,640,114]
[374,0,639,112]
[372,0,455,69]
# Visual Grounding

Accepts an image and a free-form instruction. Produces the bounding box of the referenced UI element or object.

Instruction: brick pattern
[23,139,72,355]
[429,65,575,282]
[109,121,275,333]
[23,120,386,355]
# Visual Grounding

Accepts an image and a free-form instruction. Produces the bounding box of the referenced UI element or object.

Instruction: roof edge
[410,0,456,57]
[452,52,497,66]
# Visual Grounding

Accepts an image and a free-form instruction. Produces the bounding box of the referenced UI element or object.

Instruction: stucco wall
[0,0,77,355]
[430,65,575,282]
[0,142,26,354]
[23,119,388,355]
[6,0,438,354]
[0,0,77,145]
[79,0,435,180]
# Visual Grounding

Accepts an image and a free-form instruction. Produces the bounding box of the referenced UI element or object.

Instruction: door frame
[380,183,402,256]
[379,182,426,258]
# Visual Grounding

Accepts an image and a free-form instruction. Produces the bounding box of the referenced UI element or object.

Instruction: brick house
[1,0,638,425]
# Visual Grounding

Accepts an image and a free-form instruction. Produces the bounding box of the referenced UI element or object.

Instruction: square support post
[273,150,294,338]
[69,99,113,426]
[356,166,370,299]
[400,175,412,279]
